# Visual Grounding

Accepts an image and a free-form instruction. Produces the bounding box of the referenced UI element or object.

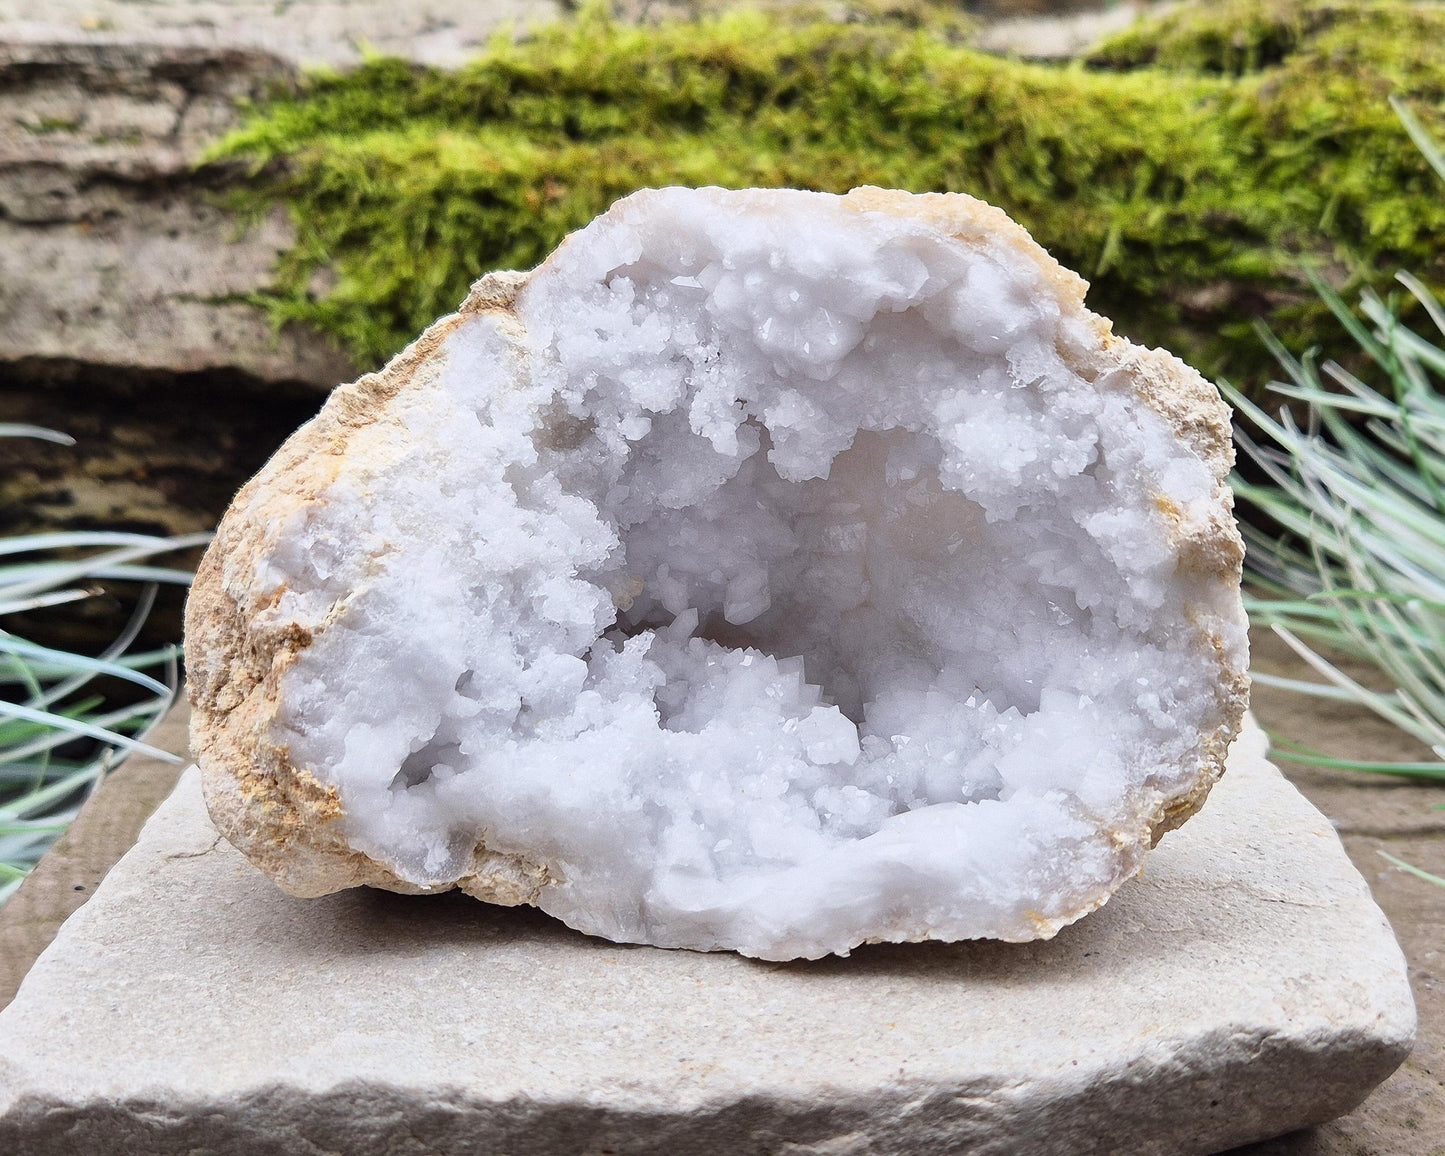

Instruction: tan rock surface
[0,0,564,69]
[0,38,354,390]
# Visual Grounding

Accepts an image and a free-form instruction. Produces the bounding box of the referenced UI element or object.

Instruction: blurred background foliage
[214,0,1445,389]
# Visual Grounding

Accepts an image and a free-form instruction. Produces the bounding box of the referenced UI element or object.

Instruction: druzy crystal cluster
[187,188,1247,960]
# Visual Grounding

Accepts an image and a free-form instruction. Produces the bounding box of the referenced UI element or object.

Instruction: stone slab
[0,718,1415,1155]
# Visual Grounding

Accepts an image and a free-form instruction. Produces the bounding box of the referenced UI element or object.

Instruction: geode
[186,187,1248,961]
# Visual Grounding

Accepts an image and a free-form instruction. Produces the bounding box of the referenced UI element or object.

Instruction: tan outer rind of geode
[185,188,1249,942]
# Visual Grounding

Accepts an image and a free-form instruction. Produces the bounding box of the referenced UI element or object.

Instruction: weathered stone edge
[0,1017,1413,1156]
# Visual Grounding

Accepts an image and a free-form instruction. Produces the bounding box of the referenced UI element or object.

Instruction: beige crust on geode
[185,188,1248,937]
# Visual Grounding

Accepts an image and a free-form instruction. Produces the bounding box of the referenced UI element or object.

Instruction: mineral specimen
[186,187,1248,961]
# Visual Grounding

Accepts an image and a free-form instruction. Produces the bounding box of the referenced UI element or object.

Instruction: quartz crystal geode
[186,187,1249,961]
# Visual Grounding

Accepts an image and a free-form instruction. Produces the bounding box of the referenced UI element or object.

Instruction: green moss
[21,115,83,134]
[1085,0,1424,76]
[212,0,1445,384]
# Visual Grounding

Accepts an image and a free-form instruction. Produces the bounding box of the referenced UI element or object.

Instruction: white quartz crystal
[190,188,1248,960]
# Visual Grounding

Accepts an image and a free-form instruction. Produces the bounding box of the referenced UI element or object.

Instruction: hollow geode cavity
[186,187,1248,961]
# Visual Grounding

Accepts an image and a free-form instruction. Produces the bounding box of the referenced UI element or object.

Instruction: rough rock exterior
[187,187,1249,960]
[0,720,1415,1154]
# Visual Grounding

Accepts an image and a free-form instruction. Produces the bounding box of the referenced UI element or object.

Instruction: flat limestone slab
[0,720,1415,1155]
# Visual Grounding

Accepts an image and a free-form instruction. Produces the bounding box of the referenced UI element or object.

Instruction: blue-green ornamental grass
[0,427,207,902]
[1227,99,1445,883]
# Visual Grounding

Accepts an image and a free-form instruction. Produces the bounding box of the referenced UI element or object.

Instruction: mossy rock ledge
[213,0,1445,388]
